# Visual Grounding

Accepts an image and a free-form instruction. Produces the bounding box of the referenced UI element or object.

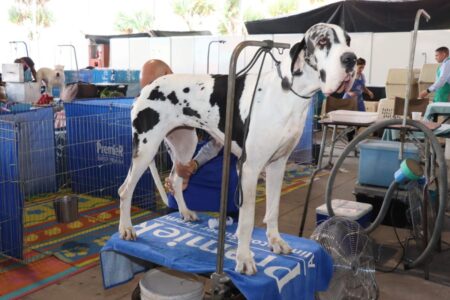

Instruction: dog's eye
[318,38,328,46]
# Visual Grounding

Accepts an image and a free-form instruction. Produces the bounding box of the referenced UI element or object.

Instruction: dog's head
[290,23,356,95]
[54,65,65,78]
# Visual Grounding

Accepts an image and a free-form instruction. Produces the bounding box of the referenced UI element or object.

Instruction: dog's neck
[291,63,320,96]
[278,57,320,99]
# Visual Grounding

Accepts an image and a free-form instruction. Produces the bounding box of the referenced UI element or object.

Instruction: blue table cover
[100,213,333,300]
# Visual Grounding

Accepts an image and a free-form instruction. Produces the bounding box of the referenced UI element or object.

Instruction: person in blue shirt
[343,57,374,111]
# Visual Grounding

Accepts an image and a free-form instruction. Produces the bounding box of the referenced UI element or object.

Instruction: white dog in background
[36,65,65,96]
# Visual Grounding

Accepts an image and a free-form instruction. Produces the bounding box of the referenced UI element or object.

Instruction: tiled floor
[22,147,450,300]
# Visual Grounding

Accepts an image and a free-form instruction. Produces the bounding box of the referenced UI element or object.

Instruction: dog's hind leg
[165,128,199,221]
[118,149,155,240]
[235,161,264,275]
[264,157,292,254]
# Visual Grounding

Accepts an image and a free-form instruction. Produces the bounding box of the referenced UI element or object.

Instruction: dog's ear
[290,38,306,75]
[344,32,351,46]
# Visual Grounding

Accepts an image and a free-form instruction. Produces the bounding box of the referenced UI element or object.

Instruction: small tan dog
[36,65,65,96]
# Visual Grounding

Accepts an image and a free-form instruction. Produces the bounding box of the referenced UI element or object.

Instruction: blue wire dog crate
[64,98,155,209]
[0,107,57,259]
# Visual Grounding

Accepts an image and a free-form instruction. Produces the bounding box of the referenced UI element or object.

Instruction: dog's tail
[149,160,169,206]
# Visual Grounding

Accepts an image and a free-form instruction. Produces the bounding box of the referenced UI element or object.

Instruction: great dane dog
[119,23,356,275]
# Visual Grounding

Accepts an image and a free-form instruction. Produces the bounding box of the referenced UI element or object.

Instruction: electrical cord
[376,190,408,273]
[325,118,447,269]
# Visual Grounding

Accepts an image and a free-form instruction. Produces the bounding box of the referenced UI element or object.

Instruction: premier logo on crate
[96,140,124,164]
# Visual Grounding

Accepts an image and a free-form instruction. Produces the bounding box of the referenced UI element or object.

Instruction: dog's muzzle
[340,52,357,73]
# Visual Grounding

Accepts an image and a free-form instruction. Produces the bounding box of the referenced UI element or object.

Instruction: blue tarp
[168,144,239,213]
[101,213,333,300]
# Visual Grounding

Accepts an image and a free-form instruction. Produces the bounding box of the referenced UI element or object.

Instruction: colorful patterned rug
[0,164,325,299]
[0,194,157,299]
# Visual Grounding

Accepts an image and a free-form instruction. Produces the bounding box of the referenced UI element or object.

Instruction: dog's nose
[341,52,357,71]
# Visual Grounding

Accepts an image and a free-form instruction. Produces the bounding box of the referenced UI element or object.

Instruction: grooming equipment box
[2,63,24,82]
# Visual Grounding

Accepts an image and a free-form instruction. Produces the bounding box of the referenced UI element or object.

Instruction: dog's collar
[272,59,314,99]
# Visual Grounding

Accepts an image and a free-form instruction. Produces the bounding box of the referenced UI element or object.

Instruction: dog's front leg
[235,164,259,275]
[47,83,53,96]
[264,158,291,254]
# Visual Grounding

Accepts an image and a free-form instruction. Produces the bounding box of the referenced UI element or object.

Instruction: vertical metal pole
[207,40,225,74]
[9,41,29,57]
[58,45,79,78]
[403,9,430,127]
[400,9,430,159]
[211,40,289,299]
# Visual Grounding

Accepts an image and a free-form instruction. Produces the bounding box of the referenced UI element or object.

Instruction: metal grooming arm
[211,40,290,299]
[400,9,430,158]
[207,40,226,74]
[57,44,79,76]
[9,41,29,57]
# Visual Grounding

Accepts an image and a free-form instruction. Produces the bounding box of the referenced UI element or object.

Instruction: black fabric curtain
[245,0,450,34]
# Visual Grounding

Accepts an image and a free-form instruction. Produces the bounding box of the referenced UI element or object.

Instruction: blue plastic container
[64,70,78,83]
[358,140,419,187]
[92,69,114,83]
[79,69,93,83]
[115,70,140,83]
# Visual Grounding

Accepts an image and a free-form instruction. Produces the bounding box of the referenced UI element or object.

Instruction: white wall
[108,29,450,88]
[4,29,448,89]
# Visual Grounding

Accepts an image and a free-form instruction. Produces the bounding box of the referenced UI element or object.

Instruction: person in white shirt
[419,46,450,102]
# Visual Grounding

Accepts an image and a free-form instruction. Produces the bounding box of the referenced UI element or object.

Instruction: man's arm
[175,139,223,178]
[193,139,222,167]
[419,61,450,98]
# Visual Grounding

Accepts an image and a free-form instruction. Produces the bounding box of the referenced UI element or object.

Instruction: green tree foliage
[218,0,243,35]
[114,11,154,34]
[268,0,298,17]
[172,0,215,30]
[8,0,54,39]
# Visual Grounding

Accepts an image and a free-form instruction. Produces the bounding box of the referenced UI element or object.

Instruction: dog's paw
[119,221,137,240]
[269,237,292,254]
[235,250,257,275]
[180,209,199,222]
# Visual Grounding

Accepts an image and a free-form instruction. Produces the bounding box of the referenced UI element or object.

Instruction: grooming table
[424,102,450,122]
[100,213,333,300]
[318,111,377,168]
[381,120,441,141]
[423,103,450,137]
